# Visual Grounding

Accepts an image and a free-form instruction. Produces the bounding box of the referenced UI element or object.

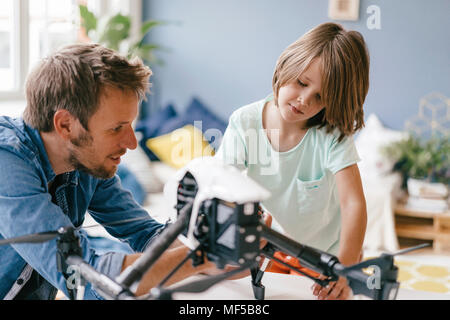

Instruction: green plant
[381,134,450,186]
[79,4,165,65]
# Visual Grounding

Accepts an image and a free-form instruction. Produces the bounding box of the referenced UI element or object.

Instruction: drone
[0,157,430,300]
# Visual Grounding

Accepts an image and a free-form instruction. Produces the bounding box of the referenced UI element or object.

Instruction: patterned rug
[394,257,450,294]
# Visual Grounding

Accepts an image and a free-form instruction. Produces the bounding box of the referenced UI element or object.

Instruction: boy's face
[67,87,138,179]
[277,57,325,127]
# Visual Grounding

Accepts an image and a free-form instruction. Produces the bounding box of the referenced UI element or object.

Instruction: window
[0,0,20,94]
[28,0,78,76]
[0,0,139,102]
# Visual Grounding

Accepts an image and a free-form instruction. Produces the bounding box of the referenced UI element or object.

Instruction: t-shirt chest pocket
[296,173,330,215]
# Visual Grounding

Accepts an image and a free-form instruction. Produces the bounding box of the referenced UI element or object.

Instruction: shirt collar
[24,120,79,186]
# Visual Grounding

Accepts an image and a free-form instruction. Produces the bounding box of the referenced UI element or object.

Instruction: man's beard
[68,129,116,179]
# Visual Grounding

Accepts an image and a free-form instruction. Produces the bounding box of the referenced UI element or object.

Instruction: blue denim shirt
[0,116,165,299]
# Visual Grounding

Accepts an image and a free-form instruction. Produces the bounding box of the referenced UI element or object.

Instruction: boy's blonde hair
[272,22,369,141]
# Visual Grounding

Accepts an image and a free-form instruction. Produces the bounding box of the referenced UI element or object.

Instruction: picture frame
[328,0,360,21]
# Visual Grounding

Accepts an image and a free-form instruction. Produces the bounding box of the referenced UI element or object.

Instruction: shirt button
[16,278,24,285]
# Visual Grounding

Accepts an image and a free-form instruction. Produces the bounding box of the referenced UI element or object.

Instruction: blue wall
[142,0,450,131]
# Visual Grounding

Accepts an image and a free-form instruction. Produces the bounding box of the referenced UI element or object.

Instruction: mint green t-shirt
[215,96,361,254]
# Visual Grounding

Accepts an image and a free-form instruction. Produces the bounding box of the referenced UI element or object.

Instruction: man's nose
[120,126,138,150]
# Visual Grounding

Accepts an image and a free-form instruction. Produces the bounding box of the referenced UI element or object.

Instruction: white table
[171,272,450,300]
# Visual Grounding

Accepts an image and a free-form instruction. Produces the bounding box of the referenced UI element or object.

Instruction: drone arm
[115,201,193,292]
[259,244,330,287]
[66,255,135,300]
[258,223,401,300]
[259,224,340,278]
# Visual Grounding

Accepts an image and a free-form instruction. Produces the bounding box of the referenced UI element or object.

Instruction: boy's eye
[297,79,320,100]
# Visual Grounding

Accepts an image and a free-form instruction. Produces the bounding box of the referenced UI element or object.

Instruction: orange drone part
[266,251,322,279]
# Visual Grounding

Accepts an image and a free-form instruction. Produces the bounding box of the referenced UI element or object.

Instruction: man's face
[68,87,138,179]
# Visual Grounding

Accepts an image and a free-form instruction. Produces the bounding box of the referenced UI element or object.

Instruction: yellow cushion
[146,124,215,168]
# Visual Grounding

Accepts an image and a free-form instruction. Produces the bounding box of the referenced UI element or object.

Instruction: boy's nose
[297,94,309,107]
[298,91,313,107]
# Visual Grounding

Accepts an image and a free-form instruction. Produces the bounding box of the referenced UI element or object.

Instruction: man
[0,44,216,300]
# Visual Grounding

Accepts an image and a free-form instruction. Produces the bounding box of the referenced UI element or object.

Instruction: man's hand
[312,276,353,300]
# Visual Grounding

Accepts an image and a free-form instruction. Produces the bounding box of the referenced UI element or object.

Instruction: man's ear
[53,109,77,140]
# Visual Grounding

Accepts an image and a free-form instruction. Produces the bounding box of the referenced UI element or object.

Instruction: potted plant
[381,134,450,190]
[78,4,166,65]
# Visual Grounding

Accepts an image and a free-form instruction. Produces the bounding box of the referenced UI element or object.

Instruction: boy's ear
[53,109,76,140]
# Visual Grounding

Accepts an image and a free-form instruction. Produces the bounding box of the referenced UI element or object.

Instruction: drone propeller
[170,264,250,293]
[147,262,253,300]
[0,216,156,246]
[0,230,61,245]
[340,242,432,272]
[390,243,431,256]
[82,216,154,230]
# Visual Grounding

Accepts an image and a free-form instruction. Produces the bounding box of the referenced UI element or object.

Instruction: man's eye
[112,126,123,132]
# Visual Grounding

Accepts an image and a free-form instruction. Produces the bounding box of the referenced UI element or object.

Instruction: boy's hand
[312,276,352,300]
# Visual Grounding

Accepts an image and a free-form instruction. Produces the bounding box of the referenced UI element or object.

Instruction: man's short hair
[23,43,152,132]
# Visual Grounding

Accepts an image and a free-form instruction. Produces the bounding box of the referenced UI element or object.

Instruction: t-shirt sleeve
[214,111,248,171]
[326,133,361,174]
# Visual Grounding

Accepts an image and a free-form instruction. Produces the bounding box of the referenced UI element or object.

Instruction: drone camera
[176,172,261,269]
[196,199,261,268]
